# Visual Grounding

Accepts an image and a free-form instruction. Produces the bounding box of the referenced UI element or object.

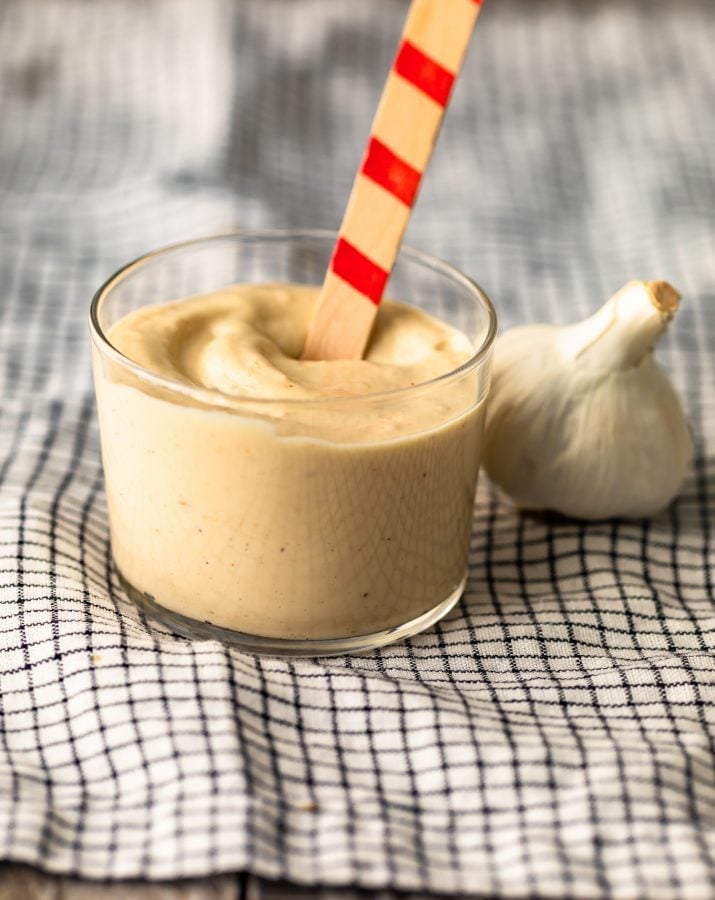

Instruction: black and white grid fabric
[1,0,715,896]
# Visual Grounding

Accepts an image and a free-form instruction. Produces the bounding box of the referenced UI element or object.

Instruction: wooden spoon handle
[302,0,483,361]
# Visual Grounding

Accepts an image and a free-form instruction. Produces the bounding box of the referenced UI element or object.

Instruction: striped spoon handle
[302,0,483,361]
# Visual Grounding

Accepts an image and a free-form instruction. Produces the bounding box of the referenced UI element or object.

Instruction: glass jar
[89,230,496,655]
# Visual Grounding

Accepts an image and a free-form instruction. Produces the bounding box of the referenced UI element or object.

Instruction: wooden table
[0,865,429,899]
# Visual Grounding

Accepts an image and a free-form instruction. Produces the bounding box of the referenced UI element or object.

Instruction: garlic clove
[482,280,693,520]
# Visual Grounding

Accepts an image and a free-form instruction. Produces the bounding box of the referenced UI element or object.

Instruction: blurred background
[1,0,713,408]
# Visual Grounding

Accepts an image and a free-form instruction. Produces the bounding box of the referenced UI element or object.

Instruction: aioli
[94,283,485,639]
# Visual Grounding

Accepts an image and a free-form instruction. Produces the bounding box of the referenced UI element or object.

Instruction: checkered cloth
[1,0,714,896]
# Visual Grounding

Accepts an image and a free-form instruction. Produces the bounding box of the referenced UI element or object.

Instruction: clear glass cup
[89,230,496,656]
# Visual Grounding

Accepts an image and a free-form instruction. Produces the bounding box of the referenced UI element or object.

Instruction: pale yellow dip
[93,283,486,640]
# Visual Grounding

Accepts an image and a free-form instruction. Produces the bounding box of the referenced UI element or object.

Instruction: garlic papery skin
[482,281,693,520]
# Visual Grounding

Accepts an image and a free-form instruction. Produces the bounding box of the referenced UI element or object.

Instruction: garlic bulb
[482,280,693,520]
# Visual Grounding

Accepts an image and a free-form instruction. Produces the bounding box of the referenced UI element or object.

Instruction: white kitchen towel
[1,1,714,897]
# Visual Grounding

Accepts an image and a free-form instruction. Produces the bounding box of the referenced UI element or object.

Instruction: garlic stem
[566,280,681,371]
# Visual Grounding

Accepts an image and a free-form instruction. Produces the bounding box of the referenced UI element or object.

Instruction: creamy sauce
[93,283,485,640]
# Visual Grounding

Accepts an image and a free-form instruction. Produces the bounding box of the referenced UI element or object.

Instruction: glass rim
[88,228,498,409]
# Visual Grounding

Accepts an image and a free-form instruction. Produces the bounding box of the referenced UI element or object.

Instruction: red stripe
[361,137,422,207]
[394,40,455,107]
[331,238,389,305]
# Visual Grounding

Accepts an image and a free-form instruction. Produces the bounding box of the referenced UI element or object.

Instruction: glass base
[118,569,467,657]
